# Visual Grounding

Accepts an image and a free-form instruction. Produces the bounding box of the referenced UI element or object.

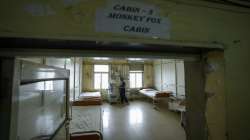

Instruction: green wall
[1,0,250,139]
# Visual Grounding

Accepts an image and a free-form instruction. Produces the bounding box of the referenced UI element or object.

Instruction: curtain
[82,64,94,91]
[144,64,154,88]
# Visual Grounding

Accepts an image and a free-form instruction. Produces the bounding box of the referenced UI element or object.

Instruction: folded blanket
[72,99,102,106]
[155,91,172,98]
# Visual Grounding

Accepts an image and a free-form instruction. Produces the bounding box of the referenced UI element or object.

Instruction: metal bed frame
[0,58,70,140]
[70,104,103,140]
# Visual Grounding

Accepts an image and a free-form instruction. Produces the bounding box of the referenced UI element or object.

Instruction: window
[129,71,143,88]
[45,81,53,90]
[94,65,109,89]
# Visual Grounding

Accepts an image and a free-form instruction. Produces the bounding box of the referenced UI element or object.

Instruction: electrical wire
[227,0,250,6]
[166,0,250,14]
[203,0,250,8]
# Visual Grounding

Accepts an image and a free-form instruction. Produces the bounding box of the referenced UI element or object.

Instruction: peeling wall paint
[205,52,226,140]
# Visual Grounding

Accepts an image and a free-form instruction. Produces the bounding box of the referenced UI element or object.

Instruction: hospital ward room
[18,57,186,140]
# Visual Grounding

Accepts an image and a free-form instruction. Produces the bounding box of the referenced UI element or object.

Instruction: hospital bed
[1,59,71,140]
[70,106,103,140]
[139,88,172,109]
[73,91,102,106]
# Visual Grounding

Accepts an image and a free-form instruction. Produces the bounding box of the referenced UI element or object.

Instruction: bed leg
[153,98,158,110]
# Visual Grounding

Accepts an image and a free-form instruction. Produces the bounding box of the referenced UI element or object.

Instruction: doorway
[0,38,225,140]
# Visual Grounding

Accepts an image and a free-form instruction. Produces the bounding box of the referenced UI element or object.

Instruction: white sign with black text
[96,0,171,39]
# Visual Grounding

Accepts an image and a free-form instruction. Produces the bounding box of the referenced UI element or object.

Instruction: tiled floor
[102,101,186,140]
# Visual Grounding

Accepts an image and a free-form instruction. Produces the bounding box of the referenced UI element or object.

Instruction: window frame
[94,65,109,90]
[129,70,144,89]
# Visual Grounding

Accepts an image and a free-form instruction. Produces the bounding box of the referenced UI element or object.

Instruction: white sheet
[139,89,158,98]
[70,106,102,133]
[79,92,101,98]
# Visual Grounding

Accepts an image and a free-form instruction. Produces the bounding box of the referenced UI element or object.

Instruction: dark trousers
[120,91,128,103]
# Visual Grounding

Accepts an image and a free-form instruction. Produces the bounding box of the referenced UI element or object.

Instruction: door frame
[0,37,225,140]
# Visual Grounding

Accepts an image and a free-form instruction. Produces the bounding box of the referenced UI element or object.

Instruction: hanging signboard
[96,0,171,39]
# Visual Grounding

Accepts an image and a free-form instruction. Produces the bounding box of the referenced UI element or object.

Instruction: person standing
[119,77,129,104]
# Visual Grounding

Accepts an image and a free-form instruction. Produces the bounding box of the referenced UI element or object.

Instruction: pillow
[142,88,155,91]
